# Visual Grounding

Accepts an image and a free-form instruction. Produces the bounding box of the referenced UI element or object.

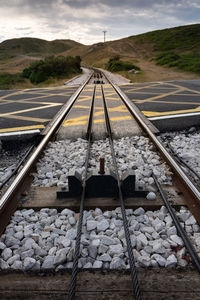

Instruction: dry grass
[1,24,200,88]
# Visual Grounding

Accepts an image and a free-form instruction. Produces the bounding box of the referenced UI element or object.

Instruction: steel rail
[0,74,93,234]
[167,143,200,183]
[101,77,200,222]
[153,174,200,272]
[101,85,141,300]
[113,83,200,201]
[68,85,96,300]
[0,143,36,190]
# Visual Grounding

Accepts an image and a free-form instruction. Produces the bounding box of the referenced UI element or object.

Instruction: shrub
[0,73,25,89]
[106,56,140,72]
[22,55,82,84]
[155,52,200,73]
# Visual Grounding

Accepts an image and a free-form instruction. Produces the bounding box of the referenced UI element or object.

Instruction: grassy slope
[0,24,200,87]
[0,37,82,60]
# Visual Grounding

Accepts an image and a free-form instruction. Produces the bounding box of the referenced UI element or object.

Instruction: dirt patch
[119,58,200,83]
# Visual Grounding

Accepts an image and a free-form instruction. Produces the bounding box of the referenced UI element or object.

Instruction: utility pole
[103,30,107,43]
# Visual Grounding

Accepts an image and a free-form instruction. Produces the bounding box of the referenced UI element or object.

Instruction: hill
[0,24,200,85]
[0,37,82,60]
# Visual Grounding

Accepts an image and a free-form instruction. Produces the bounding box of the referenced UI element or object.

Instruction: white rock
[69,217,76,225]
[86,220,97,231]
[2,248,12,261]
[98,244,108,254]
[138,256,151,267]
[0,242,6,250]
[151,254,166,266]
[146,192,156,200]
[97,219,109,232]
[98,253,112,262]
[140,226,154,234]
[5,236,20,247]
[134,208,145,216]
[83,262,92,269]
[60,237,71,248]
[93,260,103,268]
[108,244,123,256]
[152,242,165,254]
[14,231,23,240]
[48,247,57,256]
[91,239,100,247]
[23,238,36,250]
[110,257,126,269]
[42,256,55,269]
[185,215,196,226]
[167,226,177,237]
[0,259,9,270]
[102,236,115,246]
[137,233,148,246]
[170,235,184,246]
[22,209,34,217]
[165,254,177,268]
[21,249,34,260]
[24,257,36,271]
[65,228,77,240]
[88,245,97,259]
[11,260,23,270]
[61,208,74,216]
[54,248,69,265]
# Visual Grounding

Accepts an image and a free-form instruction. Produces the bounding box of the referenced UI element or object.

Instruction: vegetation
[106,55,140,72]
[22,55,82,84]
[136,24,200,51]
[0,38,82,60]
[155,52,200,73]
[0,73,25,89]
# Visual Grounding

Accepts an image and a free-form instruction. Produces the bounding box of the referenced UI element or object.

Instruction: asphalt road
[0,86,78,133]
[120,80,200,131]
[0,80,200,135]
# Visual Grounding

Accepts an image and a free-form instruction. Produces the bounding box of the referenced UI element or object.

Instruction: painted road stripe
[0,125,45,133]
[0,129,40,137]
[148,111,200,121]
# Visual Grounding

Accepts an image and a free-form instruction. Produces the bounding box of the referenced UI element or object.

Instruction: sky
[0,0,200,45]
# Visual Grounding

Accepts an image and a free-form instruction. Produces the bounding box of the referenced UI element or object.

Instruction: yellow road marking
[62,105,130,127]
[150,100,200,106]
[124,83,162,93]
[134,89,183,103]
[0,103,62,117]
[62,115,89,126]
[63,115,133,127]
[74,105,103,110]
[0,124,45,133]
[4,115,49,123]
[163,82,200,95]
[142,106,200,117]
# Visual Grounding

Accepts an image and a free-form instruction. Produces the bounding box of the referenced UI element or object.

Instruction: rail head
[0,71,93,218]
[100,69,200,210]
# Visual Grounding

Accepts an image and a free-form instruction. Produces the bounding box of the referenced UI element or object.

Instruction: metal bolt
[99,157,105,174]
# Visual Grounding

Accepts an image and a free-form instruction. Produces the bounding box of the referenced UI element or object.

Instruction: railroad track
[0,69,200,299]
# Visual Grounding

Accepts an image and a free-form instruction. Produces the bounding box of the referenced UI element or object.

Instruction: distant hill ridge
[0,24,199,73]
[0,37,83,59]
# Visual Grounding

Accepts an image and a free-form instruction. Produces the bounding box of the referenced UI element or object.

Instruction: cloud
[0,0,199,44]
[15,27,31,31]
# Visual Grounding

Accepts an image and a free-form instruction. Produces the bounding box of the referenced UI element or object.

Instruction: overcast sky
[0,0,199,45]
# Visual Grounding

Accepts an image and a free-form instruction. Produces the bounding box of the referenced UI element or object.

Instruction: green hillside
[0,24,200,88]
[134,24,200,52]
[0,37,82,60]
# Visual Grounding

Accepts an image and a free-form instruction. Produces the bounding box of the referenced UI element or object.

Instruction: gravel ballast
[0,206,199,272]
[32,136,172,190]
[161,130,200,178]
